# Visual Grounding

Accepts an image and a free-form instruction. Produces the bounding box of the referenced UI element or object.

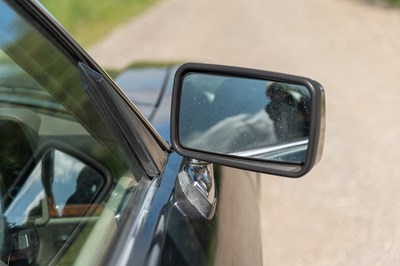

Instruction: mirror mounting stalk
[174,159,217,220]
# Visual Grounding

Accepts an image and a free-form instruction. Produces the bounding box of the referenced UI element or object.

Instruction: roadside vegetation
[389,0,400,5]
[40,0,159,46]
[40,0,398,48]
[382,0,400,6]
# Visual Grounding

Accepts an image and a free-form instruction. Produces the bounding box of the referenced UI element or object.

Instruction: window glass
[0,1,145,265]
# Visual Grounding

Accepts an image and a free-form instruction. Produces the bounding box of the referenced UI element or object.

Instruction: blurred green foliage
[40,0,159,46]
[387,0,400,5]
[390,0,400,5]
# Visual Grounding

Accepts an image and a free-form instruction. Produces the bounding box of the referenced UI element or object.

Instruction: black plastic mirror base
[170,63,325,178]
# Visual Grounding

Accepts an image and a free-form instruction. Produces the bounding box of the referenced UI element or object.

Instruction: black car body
[0,1,325,265]
[112,64,263,265]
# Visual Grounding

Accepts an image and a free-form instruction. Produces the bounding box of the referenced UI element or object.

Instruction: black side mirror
[171,63,325,177]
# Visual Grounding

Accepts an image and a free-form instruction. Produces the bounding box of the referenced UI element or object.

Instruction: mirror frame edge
[170,62,325,178]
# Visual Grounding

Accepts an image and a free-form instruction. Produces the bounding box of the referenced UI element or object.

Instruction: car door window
[0,1,146,265]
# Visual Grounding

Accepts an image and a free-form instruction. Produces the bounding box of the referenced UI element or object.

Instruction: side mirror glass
[171,63,325,177]
[4,144,110,227]
[179,74,311,163]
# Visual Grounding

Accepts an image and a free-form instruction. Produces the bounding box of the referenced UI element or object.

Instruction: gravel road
[90,0,400,264]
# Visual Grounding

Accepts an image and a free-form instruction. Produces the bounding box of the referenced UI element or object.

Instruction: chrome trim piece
[185,159,216,204]
[175,159,217,220]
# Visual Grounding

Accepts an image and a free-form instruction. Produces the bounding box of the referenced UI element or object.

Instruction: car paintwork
[114,64,176,138]
[114,65,263,265]
[114,66,170,119]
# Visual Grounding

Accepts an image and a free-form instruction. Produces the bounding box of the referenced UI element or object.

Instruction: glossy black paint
[114,65,171,119]
[115,62,264,265]
[116,65,220,265]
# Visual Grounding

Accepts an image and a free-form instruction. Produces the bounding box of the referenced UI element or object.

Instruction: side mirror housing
[171,63,325,177]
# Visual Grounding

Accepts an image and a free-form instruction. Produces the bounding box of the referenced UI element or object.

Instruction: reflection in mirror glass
[4,149,104,227]
[179,73,311,163]
[51,150,104,217]
[4,160,44,227]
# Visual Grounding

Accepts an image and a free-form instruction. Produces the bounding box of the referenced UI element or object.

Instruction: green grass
[387,0,400,6]
[40,0,159,46]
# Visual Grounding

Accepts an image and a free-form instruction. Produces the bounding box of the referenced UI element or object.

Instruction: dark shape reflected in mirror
[2,145,110,264]
[179,73,311,163]
[4,147,108,227]
[48,149,106,217]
